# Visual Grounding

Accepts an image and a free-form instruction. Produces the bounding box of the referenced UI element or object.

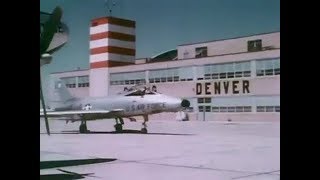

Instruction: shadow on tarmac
[40,129,195,136]
[40,158,116,179]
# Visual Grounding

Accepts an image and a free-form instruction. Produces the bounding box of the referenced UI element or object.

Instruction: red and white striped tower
[89,16,136,97]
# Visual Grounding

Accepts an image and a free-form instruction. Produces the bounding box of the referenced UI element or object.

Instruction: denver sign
[196,80,250,95]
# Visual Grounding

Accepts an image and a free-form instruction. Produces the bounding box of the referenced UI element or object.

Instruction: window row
[198,106,252,112]
[198,105,280,113]
[198,61,251,80]
[197,98,212,104]
[192,39,267,59]
[109,58,280,86]
[61,76,89,88]
[257,106,280,112]
[149,67,194,83]
[110,71,145,85]
[256,58,280,76]
[111,79,146,85]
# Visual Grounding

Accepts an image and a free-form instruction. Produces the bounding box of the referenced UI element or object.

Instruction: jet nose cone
[181,99,190,108]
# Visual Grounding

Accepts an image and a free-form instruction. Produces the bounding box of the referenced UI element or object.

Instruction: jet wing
[40,109,124,120]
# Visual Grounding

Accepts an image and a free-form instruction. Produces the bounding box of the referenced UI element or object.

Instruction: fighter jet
[40,79,190,133]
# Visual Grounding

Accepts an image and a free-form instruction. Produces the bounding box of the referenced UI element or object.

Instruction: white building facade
[51,16,280,122]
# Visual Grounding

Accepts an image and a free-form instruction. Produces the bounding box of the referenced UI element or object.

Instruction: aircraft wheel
[114,124,123,132]
[141,128,148,134]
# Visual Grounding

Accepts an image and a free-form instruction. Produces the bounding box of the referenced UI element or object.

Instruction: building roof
[149,49,177,62]
[178,31,280,47]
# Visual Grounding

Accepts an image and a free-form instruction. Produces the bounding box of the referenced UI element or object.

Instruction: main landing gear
[77,116,149,134]
[113,116,149,133]
[114,117,124,132]
[79,120,89,133]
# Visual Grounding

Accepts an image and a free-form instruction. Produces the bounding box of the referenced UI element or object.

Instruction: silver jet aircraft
[40,79,190,133]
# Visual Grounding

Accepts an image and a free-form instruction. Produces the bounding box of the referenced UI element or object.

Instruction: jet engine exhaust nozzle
[181,99,190,108]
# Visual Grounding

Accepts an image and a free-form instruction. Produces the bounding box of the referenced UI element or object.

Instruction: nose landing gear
[141,115,148,134]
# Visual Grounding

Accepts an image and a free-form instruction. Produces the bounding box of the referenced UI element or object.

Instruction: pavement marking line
[231,170,280,179]
[114,159,264,174]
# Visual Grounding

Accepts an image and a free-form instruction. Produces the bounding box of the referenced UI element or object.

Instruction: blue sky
[40,0,279,94]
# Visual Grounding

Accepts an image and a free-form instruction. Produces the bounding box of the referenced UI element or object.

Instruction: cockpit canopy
[117,84,159,96]
[125,90,156,96]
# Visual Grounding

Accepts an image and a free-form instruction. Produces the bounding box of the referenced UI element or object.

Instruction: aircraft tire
[115,124,122,132]
[141,128,148,134]
[79,124,87,133]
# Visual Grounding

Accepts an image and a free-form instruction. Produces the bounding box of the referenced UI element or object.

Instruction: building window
[266,106,274,112]
[236,106,244,112]
[256,69,264,76]
[204,74,211,80]
[265,69,273,76]
[78,76,89,87]
[235,71,242,78]
[110,71,146,86]
[61,77,76,88]
[179,67,193,81]
[198,98,211,104]
[198,98,204,103]
[244,106,252,112]
[204,98,211,103]
[66,84,76,88]
[205,106,211,112]
[198,106,204,112]
[243,71,251,77]
[219,73,226,79]
[195,47,208,58]
[154,78,160,83]
[212,73,219,79]
[257,106,265,112]
[212,107,219,112]
[248,39,262,52]
[256,58,280,77]
[220,107,227,112]
[227,72,235,78]
[227,106,236,112]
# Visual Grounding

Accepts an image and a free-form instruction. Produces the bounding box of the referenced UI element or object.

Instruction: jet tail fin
[48,78,74,109]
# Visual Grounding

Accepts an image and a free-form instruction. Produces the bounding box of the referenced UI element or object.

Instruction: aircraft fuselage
[54,94,183,121]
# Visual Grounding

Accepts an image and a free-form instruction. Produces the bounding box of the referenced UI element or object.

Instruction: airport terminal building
[50,16,280,122]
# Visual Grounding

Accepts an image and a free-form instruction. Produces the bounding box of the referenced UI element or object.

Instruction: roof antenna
[105,0,117,17]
